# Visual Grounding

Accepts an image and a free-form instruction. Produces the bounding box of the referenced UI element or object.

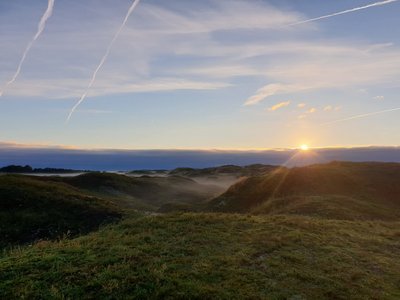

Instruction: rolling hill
[1,162,400,298]
[169,164,277,177]
[0,175,121,248]
[208,162,400,220]
[0,171,227,248]
[59,172,224,210]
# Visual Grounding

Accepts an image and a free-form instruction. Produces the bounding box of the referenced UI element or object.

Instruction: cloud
[323,107,400,125]
[4,77,231,99]
[289,0,399,26]
[324,105,333,111]
[268,101,291,111]
[75,109,114,115]
[1,0,400,107]
[297,103,306,108]
[307,108,317,113]
[67,0,142,122]
[244,42,400,105]
[374,95,385,100]
[245,84,307,106]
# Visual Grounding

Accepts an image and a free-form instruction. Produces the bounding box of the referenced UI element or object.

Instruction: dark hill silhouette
[0,164,85,173]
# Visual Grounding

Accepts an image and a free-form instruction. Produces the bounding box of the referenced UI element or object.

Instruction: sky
[0,0,399,150]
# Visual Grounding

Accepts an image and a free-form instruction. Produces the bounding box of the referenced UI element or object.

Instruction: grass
[1,213,400,299]
[0,175,121,248]
[0,171,223,248]
[1,162,400,298]
[210,162,400,219]
[250,195,400,221]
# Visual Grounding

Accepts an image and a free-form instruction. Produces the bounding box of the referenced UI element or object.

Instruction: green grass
[0,171,224,248]
[209,162,400,220]
[0,175,121,248]
[250,195,400,221]
[1,213,400,299]
[1,162,400,298]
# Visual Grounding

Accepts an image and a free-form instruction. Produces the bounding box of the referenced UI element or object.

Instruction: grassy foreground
[1,213,400,299]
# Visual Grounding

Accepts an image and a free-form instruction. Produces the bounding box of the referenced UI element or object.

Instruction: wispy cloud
[66,0,141,122]
[289,0,399,26]
[245,84,307,106]
[5,77,231,99]
[268,101,291,111]
[0,0,54,97]
[323,107,400,125]
[1,0,400,111]
[244,42,400,105]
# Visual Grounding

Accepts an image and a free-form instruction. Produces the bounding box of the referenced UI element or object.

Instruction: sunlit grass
[1,213,400,299]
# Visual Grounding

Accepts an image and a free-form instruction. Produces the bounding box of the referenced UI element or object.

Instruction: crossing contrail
[323,107,400,126]
[66,0,141,123]
[289,0,398,26]
[0,0,55,97]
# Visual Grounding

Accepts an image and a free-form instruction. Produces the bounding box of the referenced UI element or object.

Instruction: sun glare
[300,144,309,151]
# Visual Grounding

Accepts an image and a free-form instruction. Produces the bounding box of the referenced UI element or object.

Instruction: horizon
[1,143,399,170]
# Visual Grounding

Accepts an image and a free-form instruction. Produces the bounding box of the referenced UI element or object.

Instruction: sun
[300,144,309,151]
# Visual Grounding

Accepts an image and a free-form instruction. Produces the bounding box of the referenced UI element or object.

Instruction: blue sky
[0,0,399,150]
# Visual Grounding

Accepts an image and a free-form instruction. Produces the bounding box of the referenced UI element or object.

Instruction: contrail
[0,0,55,97]
[323,107,400,126]
[66,0,141,123]
[289,0,398,26]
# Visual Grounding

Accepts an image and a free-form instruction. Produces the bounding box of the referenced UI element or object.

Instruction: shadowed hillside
[0,175,121,248]
[209,162,400,220]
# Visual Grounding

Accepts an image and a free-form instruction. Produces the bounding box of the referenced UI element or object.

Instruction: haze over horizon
[0,0,399,151]
[0,142,398,170]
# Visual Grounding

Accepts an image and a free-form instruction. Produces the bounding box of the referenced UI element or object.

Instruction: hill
[169,164,277,177]
[0,171,226,248]
[1,213,399,299]
[0,164,86,174]
[0,175,121,248]
[208,162,400,220]
[61,172,224,210]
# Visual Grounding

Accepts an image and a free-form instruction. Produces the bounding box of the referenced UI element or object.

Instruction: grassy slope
[0,171,225,248]
[0,175,121,248]
[52,172,223,210]
[209,162,400,220]
[1,213,400,299]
